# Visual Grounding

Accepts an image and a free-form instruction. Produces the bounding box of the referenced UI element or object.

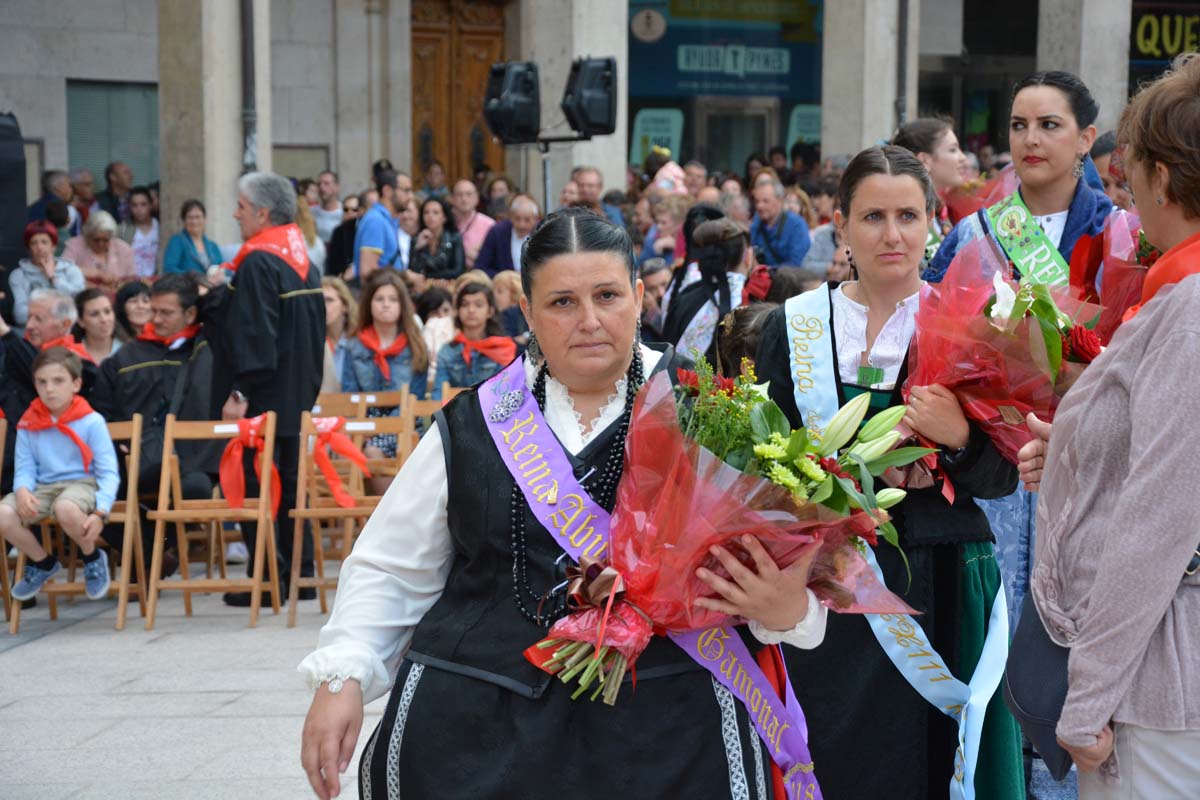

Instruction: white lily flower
[752,382,771,400]
[990,272,1018,323]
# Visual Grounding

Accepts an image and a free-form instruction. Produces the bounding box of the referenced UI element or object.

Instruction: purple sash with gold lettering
[479,356,822,800]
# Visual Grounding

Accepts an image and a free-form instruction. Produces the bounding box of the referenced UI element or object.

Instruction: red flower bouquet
[907,237,1101,464]
[526,362,925,705]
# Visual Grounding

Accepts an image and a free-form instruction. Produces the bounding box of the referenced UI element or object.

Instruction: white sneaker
[225,541,249,564]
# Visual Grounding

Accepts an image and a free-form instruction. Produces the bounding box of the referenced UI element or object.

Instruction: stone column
[514,0,629,211]
[158,0,272,247]
[333,0,412,192]
[1037,0,1133,132]
[820,0,920,156]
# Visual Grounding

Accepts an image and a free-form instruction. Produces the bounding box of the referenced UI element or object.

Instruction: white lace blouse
[299,344,828,701]
[831,284,922,390]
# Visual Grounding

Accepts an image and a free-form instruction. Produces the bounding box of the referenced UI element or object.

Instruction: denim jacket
[341,335,428,398]
[432,342,503,400]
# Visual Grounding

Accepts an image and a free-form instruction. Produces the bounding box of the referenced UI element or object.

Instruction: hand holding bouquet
[526,360,929,705]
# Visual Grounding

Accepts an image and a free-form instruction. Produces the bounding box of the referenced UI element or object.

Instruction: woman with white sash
[925,71,1131,642]
[756,146,1025,799]
[299,207,831,800]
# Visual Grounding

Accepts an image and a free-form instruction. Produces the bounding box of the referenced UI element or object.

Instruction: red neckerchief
[452,331,516,368]
[35,334,95,364]
[1124,231,1200,322]
[357,326,408,382]
[137,321,202,347]
[225,223,310,282]
[311,417,372,508]
[743,263,772,304]
[218,415,281,519]
[18,395,96,471]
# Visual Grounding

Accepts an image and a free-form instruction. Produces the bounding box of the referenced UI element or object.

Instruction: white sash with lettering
[784,285,1009,799]
[863,548,1008,800]
[782,286,839,439]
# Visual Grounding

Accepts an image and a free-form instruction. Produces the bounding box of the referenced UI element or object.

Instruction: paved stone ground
[0,585,384,800]
[0,580,1077,800]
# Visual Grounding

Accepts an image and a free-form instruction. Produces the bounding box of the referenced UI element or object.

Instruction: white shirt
[510,229,527,272]
[131,218,159,279]
[299,345,828,701]
[831,283,922,390]
[397,228,412,269]
[1033,210,1069,250]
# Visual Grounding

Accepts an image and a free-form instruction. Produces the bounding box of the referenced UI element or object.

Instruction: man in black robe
[92,273,217,575]
[207,171,324,607]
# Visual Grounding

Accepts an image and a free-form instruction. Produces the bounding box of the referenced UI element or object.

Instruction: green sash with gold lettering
[985,192,1070,286]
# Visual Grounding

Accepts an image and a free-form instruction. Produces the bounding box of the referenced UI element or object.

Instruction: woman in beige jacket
[1018,53,1200,798]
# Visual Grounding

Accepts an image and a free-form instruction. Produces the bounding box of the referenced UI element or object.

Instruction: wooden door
[411,0,507,187]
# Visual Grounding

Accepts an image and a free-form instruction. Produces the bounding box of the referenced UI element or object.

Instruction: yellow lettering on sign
[1137,14,1161,57]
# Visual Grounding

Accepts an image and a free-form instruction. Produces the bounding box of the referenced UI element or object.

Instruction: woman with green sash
[756,145,1025,799]
[924,72,1132,646]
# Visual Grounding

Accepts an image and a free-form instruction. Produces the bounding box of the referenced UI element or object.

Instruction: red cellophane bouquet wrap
[906,237,1102,464]
[525,364,924,705]
[1069,209,1154,344]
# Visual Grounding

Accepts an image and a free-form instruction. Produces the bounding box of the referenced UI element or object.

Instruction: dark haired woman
[431,282,515,400]
[661,218,754,365]
[925,70,1134,655]
[73,288,122,363]
[118,186,159,278]
[893,117,970,252]
[300,208,831,800]
[756,145,1024,799]
[410,196,465,282]
[114,281,152,341]
[162,200,224,275]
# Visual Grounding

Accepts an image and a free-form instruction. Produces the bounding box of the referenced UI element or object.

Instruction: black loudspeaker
[483,61,541,145]
[0,113,26,323]
[561,57,617,137]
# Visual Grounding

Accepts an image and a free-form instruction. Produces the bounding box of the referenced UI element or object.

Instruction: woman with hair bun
[925,70,1137,673]
[300,207,831,799]
[756,145,1024,799]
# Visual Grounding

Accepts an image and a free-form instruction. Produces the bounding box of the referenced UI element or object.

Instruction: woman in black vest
[300,208,830,800]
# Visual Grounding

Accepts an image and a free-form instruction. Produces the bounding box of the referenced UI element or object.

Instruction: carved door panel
[411,0,506,187]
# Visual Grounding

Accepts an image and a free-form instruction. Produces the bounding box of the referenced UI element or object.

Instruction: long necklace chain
[510,349,645,628]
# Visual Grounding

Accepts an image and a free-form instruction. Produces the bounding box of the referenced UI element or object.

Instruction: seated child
[2,347,120,601]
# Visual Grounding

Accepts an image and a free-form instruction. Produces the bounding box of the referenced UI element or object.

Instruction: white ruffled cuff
[748,589,828,650]
[297,641,392,703]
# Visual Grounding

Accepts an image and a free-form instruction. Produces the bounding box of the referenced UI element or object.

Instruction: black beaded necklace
[510,348,646,627]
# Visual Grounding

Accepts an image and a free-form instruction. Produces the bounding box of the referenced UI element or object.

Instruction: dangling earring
[1073,154,1085,180]
[847,248,858,276]
[526,331,542,363]
[635,315,643,346]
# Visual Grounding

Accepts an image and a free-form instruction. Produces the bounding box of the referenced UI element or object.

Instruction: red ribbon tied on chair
[312,416,372,508]
[219,415,282,518]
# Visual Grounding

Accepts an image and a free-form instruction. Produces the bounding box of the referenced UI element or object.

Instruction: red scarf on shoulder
[1124,231,1200,321]
[36,334,94,364]
[224,223,311,282]
[358,326,408,382]
[18,395,97,471]
[452,332,516,367]
[138,321,202,347]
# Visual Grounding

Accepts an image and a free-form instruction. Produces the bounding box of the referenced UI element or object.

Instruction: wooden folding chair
[440,382,469,403]
[144,413,280,629]
[313,392,367,418]
[7,416,148,633]
[398,392,445,463]
[287,412,408,626]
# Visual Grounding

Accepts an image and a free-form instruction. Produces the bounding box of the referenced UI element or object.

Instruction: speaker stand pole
[535,134,592,213]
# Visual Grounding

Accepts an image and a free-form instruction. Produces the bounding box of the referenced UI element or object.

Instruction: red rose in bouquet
[526,364,926,705]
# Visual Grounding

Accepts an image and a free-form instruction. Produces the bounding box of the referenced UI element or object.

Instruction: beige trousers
[1078,724,1200,800]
